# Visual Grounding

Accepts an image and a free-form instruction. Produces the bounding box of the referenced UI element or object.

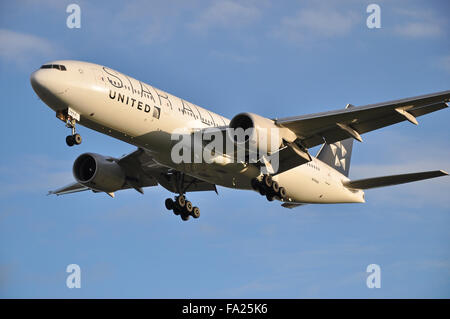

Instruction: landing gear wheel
[181,213,190,221]
[272,181,280,193]
[266,194,274,201]
[259,186,266,196]
[66,135,75,147]
[263,175,273,188]
[192,207,200,219]
[176,195,186,208]
[165,198,174,210]
[173,208,181,216]
[251,178,259,191]
[185,201,193,214]
[278,187,287,199]
[73,133,82,145]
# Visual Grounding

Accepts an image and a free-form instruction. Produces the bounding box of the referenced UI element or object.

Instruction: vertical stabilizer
[316,104,355,177]
[316,138,354,177]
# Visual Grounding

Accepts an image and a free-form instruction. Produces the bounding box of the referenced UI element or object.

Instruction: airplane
[30,60,449,221]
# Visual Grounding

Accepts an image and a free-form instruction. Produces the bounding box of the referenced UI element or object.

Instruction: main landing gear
[163,171,201,222]
[165,195,200,222]
[251,174,287,202]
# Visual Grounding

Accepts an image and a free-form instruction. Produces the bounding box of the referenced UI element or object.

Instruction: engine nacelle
[228,112,296,155]
[73,153,126,193]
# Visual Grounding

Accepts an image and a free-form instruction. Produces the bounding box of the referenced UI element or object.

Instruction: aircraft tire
[272,181,280,193]
[73,133,82,145]
[192,207,200,219]
[251,178,259,191]
[259,186,266,196]
[263,175,272,188]
[278,187,287,199]
[165,198,174,210]
[66,135,75,147]
[185,201,193,214]
[176,195,186,208]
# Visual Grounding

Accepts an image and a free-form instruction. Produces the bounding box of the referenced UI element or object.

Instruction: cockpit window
[40,64,67,71]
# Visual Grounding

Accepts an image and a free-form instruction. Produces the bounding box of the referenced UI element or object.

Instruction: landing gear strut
[65,118,82,147]
[56,108,82,147]
[164,172,201,222]
[251,174,287,202]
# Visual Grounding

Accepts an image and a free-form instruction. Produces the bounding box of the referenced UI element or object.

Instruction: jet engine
[228,112,296,155]
[73,153,126,193]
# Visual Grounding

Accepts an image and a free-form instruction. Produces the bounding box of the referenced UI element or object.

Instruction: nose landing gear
[165,195,201,222]
[56,108,82,147]
[251,175,287,202]
[65,118,82,147]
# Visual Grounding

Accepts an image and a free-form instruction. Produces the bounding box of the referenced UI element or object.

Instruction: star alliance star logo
[330,141,347,170]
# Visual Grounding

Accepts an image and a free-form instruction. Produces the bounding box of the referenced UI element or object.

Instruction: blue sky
[0,0,449,298]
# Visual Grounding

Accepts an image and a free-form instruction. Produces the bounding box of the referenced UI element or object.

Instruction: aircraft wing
[48,148,217,196]
[275,90,450,148]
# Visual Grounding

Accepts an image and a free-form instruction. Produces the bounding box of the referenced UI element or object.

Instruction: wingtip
[440,170,449,175]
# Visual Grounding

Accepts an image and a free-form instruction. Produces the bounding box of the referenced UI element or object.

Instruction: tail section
[316,137,354,177]
[316,103,355,177]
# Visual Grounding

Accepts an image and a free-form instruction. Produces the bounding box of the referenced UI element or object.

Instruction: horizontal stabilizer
[48,182,89,195]
[344,170,448,189]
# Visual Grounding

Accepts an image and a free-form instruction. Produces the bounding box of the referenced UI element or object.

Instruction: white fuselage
[31,60,364,204]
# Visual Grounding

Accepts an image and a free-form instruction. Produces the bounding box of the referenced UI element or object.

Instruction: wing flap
[343,170,448,190]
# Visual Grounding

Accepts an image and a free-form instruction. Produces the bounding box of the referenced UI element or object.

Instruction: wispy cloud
[271,6,359,45]
[188,1,262,33]
[393,8,445,38]
[394,23,441,38]
[0,29,60,67]
[0,155,73,197]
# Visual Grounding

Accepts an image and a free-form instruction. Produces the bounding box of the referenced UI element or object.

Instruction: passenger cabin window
[40,64,67,71]
[153,106,161,119]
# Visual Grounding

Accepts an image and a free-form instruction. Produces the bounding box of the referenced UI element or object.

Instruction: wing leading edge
[48,148,217,196]
[275,90,450,148]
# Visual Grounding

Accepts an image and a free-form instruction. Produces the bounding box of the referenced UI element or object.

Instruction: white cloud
[0,29,60,67]
[393,8,445,38]
[394,22,441,38]
[188,1,262,33]
[271,7,359,44]
[0,155,73,197]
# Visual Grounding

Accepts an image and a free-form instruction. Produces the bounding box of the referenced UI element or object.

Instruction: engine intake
[73,153,126,193]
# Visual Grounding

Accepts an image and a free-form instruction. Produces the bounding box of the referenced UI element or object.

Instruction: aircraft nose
[30,67,70,111]
[30,68,68,97]
[30,69,45,92]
